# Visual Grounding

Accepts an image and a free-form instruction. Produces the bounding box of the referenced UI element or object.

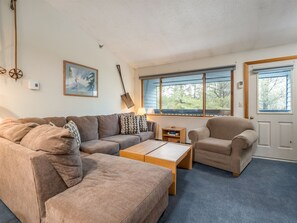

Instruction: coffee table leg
[145,157,177,195]
[169,166,177,195]
[178,147,192,170]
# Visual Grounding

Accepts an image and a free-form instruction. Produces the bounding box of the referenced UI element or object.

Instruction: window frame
[141,70,234,117]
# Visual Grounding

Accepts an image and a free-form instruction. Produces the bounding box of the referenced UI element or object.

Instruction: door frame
[244,55,297,118]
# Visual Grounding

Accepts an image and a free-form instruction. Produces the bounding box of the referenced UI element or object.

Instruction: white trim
[253,155,297,163]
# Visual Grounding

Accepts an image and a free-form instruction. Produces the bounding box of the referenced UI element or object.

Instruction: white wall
[0,0,135,121]
[135,43,297,142]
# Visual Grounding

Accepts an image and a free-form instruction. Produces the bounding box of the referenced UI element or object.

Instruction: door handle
[249,116,254,120]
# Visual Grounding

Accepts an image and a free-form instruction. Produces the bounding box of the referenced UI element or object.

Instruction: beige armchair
[188,117,258,176]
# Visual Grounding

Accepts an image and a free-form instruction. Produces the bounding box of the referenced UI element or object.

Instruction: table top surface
[122,140,191,163]
[122,140,167,155]
[145,142,191,162]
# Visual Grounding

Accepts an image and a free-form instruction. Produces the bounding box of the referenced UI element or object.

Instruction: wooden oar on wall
[116,64,134,108]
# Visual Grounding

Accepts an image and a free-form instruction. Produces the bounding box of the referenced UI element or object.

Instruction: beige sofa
[188,117,258,176]
[0,115,171,223]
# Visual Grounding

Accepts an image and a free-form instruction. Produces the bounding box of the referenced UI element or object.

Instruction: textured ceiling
[45,0,297,68]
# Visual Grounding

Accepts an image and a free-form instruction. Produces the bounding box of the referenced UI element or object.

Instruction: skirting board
[253,155,297,163]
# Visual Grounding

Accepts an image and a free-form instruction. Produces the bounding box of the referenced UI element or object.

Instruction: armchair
[188,117,258,176]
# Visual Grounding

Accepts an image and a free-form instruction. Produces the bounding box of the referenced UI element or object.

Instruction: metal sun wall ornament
[9,0,23,81]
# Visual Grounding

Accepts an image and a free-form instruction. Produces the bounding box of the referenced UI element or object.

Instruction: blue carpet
[0,200,20,223]
[159,158,297,223]
[1,158,296,223]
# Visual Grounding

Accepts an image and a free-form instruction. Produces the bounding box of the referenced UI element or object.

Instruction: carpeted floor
[159,158,297,223]
[1,158,297,223]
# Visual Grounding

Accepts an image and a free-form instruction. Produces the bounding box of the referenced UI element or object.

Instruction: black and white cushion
[64,120,81,147]
[120,115,140,135]
[138,115,148,132]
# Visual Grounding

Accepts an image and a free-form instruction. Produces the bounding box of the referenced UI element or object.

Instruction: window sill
[146,114,231,118]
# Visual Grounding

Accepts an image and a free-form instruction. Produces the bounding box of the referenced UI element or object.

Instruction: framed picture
[63,60,98,97]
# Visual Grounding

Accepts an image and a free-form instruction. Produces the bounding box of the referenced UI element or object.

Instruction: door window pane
[205,71,231,116]
[161,74,203,115]
[258,70,292,112]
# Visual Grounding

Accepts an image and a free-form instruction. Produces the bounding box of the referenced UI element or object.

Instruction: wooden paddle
[116,64,134,108]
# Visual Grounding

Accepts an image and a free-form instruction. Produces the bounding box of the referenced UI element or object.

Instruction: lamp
[147,108,155,114]
[137,107,146,115]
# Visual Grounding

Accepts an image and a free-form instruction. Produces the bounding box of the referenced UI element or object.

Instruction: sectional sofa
[18,112,157,155]
[0,113,172,223]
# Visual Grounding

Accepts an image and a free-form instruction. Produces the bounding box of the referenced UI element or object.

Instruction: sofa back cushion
[18,117,47,125]
[44,117,67,127]
[0,121,38,143]
[21,125,83,187]
[98,114,120,138]
[207,117,254,140]
[67,116,98,142]
[18,117,67,127]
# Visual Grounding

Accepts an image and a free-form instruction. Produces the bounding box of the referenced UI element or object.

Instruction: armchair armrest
[232,130,258,149]
[188,127,210,143]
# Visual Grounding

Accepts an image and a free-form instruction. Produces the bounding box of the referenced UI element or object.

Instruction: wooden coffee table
[120,140,192,195]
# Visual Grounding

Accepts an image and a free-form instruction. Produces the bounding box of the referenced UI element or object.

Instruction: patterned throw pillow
[64,120,81,147]
[120,115,140,135]
[138,115,148,132]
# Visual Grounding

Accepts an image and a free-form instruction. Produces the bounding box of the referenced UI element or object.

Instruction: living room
[0,0,297,223]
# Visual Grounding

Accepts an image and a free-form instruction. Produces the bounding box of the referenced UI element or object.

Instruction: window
[205,71,232,116]
[141,67,234,116]
[256,67,292,113]
[161,75,203,115]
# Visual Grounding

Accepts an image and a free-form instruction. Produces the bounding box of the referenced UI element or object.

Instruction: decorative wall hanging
[63,60,98,97]
[116,64,134,108]
[9,0,23,81]
[0,67,6,75]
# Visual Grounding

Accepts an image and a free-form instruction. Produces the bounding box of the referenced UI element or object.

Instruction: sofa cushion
[102,135,140,149]
[136,131,154,142]
[120,115,140,135]
[80,140,119,155]
[20,125,82,187]
[197,137,232,155]
[67,116,98,142]
[44,117,67,127]
[45,154,172,223]
[98,114,120,138]
[0,121,38,143]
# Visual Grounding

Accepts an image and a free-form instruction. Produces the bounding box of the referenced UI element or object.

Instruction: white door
[248,60,297,161]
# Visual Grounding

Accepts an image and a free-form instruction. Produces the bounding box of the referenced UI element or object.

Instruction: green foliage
[162,84,202,109]
[162,82,230,110]
[258,76,287,110]
[206,82,230,109]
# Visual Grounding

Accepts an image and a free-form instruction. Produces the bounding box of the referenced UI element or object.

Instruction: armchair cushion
[197,137,232,155]
[232,130,258,149]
